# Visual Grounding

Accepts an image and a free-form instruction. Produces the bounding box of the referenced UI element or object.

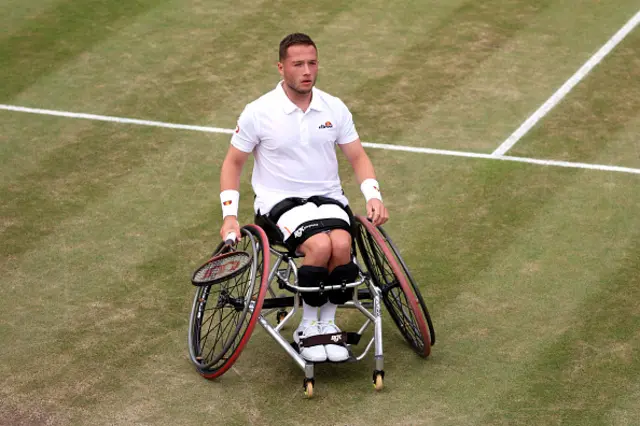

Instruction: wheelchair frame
[187,215,434,397]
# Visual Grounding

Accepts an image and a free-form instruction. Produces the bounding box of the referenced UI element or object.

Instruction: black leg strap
[299,332,362,348]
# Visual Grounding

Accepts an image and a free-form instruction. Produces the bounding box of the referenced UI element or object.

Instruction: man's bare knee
[299,233,332,265]
[329,230,352,264]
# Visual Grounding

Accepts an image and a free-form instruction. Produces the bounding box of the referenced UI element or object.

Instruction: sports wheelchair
[187,214,435,397]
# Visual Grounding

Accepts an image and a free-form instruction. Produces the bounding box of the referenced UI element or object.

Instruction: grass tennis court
[1,1,639,425]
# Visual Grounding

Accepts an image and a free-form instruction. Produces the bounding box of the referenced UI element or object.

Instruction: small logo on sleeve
[318,121,333,129]
[235,125,240,133]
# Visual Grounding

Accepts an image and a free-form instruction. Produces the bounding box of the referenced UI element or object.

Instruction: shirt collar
[276,81,323,114]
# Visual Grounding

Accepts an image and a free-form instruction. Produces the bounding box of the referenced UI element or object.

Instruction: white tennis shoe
[320,320,349,362]
[293,321,327,362]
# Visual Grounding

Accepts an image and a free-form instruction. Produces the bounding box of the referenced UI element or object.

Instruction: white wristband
[220,190,240,218]
[360,178,382,202]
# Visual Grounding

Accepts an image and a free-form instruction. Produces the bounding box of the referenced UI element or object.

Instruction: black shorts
[255,196,355,252]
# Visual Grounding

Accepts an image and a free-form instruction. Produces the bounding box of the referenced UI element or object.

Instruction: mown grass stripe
[0,0,170,101]
[0,133,228,412]
[483,236,640,425]
[418,158,640,424]
[1,0,301,261]
[0,123,183,260]
[348,0,552,143]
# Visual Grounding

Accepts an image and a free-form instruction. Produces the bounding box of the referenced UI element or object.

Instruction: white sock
[319,302,338,323]
[301,302,318,325]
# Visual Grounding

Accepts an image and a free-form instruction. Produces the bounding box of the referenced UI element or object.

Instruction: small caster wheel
[276,310,288,324]
[303,378,314,398]
[373,370,384,391]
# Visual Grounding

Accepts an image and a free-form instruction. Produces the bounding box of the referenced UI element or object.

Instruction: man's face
[278,44,318,95]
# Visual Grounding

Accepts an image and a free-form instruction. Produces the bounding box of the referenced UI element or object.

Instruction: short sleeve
[335,99,359,145]
[230,105,259,152]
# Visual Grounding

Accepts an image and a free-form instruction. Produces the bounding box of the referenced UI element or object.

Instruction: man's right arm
[220,145,251,193]
[219,146,251,241]
[220,104,259,241]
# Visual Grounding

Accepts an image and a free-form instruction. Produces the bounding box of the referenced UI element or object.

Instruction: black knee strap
[298,265,329,287]
[329,262,359,286]
[297,265,330,307]
[327,263,358,305]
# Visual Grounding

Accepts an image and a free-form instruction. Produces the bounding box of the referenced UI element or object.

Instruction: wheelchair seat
[254,213,303,258]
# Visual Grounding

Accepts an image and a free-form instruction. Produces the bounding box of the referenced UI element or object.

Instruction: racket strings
[193,252,251,284]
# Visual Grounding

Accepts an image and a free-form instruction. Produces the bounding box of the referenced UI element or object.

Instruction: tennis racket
[191,232,251,286]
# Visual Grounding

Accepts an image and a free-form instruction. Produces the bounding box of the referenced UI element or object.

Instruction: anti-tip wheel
[276,310,288,324]
[304,380,314,398]
[373,372,384,391]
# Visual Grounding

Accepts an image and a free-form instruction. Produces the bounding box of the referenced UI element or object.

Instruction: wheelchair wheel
[354,215,432,357]
[376,226,436,345]
[188,224,269,379]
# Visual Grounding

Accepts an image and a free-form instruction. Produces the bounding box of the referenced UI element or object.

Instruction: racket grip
[224,232,237,245]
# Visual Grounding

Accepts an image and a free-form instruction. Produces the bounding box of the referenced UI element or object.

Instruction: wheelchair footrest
[291,332,361,351]
[290,341,359,364]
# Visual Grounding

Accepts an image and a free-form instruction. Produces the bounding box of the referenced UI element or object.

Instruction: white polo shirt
[231,82,359,215]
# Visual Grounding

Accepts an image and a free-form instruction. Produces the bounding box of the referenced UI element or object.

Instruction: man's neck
[282,82,312,112]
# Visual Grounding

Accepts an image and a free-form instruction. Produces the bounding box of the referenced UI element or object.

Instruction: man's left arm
[339,140,388,226]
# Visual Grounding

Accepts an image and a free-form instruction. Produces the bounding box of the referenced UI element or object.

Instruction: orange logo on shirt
[319,121,333,129]
[223,200,233,206]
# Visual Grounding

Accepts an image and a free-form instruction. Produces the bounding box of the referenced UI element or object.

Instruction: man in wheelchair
[218,32,388,363]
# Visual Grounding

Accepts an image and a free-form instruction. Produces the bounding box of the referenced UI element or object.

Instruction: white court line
[2,103,640,176]
[492,10,640,156]
[362,142,640,175]
[0,104,235,134]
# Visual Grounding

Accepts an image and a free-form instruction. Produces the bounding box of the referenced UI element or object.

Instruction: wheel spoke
[200,306,238,361]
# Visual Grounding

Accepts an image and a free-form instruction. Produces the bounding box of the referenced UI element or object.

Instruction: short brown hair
[279,33,317,61]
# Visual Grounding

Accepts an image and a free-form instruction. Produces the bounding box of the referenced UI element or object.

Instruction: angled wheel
[354,215,432,357]
[188,224,270,379]
[376,226,435,345]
